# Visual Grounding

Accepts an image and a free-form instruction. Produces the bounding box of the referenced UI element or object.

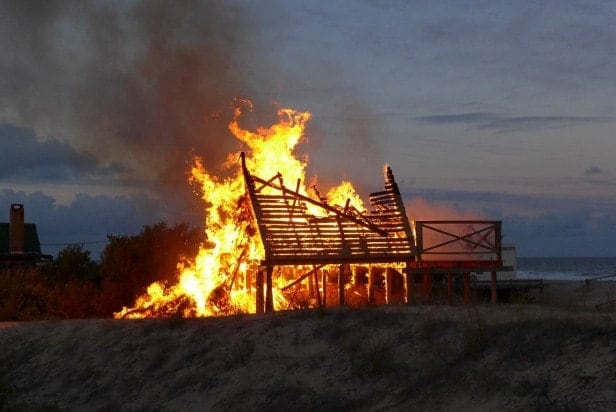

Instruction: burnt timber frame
[241,153,416,312]
[241,153,512,312]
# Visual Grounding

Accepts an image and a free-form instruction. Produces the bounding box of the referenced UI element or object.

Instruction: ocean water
[517,257,616,281]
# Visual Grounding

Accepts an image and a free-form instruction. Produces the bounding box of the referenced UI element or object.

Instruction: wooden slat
[242,154,416,266]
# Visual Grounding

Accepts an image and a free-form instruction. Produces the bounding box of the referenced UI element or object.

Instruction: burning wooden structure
[241,153,511,313]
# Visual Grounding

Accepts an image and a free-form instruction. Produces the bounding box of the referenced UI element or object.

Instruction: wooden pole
[314,267,322,308]
[322,269,327,307]
[338,264,345,306]
[463,273,471,303]
[265,266,274,312]
[385,268,393,304]
[256,268,264,314]
[424,273,432,301]
[368,266,375,305]
[406,263,414,305]
[490,271,497,304]
[308,267,314,297]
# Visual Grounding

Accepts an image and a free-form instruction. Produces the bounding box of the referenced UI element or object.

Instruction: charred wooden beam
[256,268,264,314]
[265,266,274,313]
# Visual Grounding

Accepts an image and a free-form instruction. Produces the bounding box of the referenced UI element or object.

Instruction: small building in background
[0,204,53,266]
[472,243,517,281]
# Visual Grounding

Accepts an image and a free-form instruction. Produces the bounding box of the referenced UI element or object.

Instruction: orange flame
[115,101,365,318]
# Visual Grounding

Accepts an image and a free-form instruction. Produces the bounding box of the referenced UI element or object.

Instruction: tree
[98,221,202,315]
[40,244,100,284]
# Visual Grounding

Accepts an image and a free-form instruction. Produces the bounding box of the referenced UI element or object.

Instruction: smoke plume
[0,0,266,224]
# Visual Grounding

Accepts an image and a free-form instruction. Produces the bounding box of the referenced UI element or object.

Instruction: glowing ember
[115,101,365,318]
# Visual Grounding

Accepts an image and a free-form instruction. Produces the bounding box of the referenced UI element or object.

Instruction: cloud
[415,112,499,125]
[412,2,616,94]
[0,189,175,259]
[399,186,616,256]
[0,0,265,223]
[0,123,130,183]
[584,165,604,176]
[415,112,609,133]
[505,209,616,257]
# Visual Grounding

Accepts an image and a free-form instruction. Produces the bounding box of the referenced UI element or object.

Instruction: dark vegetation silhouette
[0,221,202,320]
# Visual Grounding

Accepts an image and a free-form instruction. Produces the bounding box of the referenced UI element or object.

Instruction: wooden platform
[471,279,544,291]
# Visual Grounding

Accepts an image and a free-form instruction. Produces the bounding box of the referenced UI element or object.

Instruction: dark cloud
[0,0,268,225]
[401,187,616,256]
[415,112,609,133]
[584,165,604,176]
[413,2,616,94]
[0,0,387,238]
[0,123,130,183]
[0,190,173,259]
[506,209,616,257]
[415,112,499,125]
[477,116,608,133]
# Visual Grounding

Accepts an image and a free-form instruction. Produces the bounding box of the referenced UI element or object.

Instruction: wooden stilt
[405,263,414,305]
[308,267,314,297]
[256,268,264,314]
[314,267,322,308]
[322,270,327,307]
[424,273,432,301]
[338,264,345,306]
[447,273,453,304]
[385,268,393,304]
[491,271,497,304]
[368,266,375,305]
[463,273,471,303]
[265,266,274,312]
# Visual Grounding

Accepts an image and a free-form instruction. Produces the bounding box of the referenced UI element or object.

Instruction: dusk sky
[1,0,615,258]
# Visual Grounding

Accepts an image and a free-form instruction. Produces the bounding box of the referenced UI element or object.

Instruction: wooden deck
[471,279,544,291]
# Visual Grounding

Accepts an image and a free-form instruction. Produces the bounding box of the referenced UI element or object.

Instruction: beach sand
[1,280,615,411]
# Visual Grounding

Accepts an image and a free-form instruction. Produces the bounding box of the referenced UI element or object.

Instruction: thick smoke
[0,0,264,224]
[1,0,393,230]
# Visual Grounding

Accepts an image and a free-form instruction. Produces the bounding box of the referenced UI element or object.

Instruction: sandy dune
[1,280,615,411]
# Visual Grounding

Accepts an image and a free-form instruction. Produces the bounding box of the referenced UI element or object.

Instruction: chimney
[9,203,25,254]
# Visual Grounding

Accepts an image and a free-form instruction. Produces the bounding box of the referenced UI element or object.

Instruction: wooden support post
[265,266,274,313]
[406,270,415,305]
[338,264,345,306]
[314,267,322,308]
[322,270,327,307]
[491,271,497,304]
[368,267,375,305]
[463,273,471,303]
[385,268,393,304]
[447,273,453,304]
[256,268,264,314]
[308,267,314,297]
[424,273,432,301]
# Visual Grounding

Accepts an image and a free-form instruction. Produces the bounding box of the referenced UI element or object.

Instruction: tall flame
[115,101,365,318]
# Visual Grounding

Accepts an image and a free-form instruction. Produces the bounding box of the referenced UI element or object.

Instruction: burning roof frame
[241,153,511,313]
[241,152,417,312]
